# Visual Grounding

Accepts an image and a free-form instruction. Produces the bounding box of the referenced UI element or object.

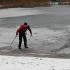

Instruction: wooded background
[0,0,70,8]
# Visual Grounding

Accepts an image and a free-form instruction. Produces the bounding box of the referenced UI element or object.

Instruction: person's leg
[18,34,22,49]
[22,33,28,48]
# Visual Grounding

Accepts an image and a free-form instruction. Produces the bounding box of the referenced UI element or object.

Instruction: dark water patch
[51,41,70,52]
[0,14,70,29]
[0,45,70,58]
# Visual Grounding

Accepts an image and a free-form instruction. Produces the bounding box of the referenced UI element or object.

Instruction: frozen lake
[0,5,70,70]
[0,5,70,29]
[0,5,70,57]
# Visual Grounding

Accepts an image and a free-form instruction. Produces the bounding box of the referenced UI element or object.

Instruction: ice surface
[0,8,46,18]
[0,5,70,70]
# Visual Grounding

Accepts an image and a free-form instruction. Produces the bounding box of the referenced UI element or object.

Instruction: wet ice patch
[0,49,10,52]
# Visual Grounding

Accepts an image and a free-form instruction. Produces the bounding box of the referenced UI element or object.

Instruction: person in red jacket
[16,22,32,49]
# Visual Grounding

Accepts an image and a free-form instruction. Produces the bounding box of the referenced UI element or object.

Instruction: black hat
[24,22,28,25]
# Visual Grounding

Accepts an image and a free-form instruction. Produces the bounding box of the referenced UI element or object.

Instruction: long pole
[9,36,16,48]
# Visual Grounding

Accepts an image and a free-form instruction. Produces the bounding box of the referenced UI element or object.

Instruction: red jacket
[16,24,32,36]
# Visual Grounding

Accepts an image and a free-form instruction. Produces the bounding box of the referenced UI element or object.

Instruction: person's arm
[27,25,32,36]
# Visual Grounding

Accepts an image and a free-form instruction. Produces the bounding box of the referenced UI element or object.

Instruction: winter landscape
[0,5,70,70]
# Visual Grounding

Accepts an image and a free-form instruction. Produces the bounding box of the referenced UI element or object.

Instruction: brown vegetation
[0,0,51,8]
[0,0,70,8]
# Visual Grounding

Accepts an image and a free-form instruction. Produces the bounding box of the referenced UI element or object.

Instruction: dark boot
[18,47,21,49]
[25,46,28,48]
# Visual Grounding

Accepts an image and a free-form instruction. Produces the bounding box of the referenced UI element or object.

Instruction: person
[16,22,32,49]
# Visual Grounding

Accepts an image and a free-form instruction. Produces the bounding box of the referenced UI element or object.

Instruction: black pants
[18,32,27,48]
